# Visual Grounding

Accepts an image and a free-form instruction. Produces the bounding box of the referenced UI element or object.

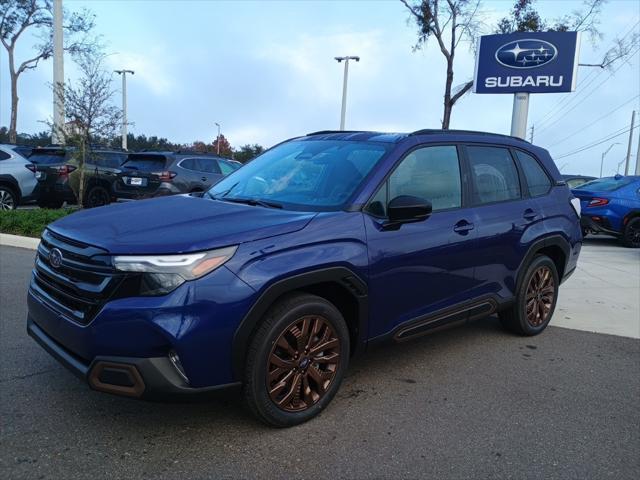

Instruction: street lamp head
[335,56,360,63]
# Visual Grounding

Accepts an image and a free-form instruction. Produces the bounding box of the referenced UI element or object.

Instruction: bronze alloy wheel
[267,315,341,412]
[525,265,556,327]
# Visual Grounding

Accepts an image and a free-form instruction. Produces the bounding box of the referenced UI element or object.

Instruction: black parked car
[113,151,239,200]
[29,147,75,208]
[31,147,128,208]
[68,150,128,208]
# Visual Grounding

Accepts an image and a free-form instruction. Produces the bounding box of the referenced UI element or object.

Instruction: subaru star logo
[49,248,63,268]
[495,39,558,69]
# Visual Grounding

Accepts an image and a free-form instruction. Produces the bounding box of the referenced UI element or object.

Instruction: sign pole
[510,92,529,140]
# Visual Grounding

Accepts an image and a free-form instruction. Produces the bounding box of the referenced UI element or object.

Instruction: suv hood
[49,195,316,254]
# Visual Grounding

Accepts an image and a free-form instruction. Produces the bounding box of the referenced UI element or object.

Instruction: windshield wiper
[221,197,283,209]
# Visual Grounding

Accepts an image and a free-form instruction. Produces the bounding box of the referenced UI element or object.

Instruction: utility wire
[554,124,639,159]
[546,94,640,148]
[536,45,640,136]
[532,20,640,130]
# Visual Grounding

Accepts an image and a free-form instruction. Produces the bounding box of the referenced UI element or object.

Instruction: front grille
[32,229,123,325]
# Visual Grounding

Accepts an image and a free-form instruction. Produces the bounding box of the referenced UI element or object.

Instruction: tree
[400,0,482,129]
[496,0,603,38]
[212,134,233,157]
[234,144,265,163]
[51,51,122,207]
[0,0,95,143]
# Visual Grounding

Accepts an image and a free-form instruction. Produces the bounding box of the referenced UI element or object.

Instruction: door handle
[201,177,207,182]
[453,220,474,234]
[523,209,539,221]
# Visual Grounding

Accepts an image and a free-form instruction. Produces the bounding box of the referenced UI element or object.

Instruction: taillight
[55,165,77,176]
[155,171,177,181]
[25,164,37,173]
[588,198,609,207]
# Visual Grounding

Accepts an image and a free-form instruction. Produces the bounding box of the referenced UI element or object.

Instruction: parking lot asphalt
[1,243,639,480]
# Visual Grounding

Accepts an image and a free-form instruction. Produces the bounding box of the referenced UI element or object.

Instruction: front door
[364,144,479,340]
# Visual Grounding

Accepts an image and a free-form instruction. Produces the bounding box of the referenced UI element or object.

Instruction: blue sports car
[572,174,640,248]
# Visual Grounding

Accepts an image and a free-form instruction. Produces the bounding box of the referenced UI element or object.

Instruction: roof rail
[409,128,529,142]
[306,130,375,136]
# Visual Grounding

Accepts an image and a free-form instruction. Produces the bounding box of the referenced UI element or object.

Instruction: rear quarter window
[515,150,551,196]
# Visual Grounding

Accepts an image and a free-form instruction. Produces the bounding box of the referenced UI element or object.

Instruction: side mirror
[387,195,432,224]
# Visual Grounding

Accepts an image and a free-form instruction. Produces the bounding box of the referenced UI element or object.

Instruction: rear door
[464,145,540,299]
[195,158,222,188]
[118,154,169,196]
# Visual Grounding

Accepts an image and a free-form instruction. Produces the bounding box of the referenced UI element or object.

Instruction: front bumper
[28,318,241,400]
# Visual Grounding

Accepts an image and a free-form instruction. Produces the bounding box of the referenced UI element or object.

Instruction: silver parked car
[0,144,37,210]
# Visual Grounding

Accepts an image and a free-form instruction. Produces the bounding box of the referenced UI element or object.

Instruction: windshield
[575,176,636,192]
[207,140,391,211]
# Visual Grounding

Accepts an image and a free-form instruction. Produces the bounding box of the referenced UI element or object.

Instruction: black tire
[0,185,18,210]
[581,227,589,238]
[84,185,111,209]
[621,217,640,248]
[243,292,350,427]
[499,255,559,336]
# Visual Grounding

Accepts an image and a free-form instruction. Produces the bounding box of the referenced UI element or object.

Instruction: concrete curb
[0,233,40,250]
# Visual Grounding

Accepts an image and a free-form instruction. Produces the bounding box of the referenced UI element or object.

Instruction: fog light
[169,350,189,384]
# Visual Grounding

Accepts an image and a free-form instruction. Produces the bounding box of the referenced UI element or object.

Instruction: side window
[0,150,11,160]
[515,150,551,196]
[467,146,521,204]
[197,158,221,174]
[180,158,197,171]
[366,145,462,217]
[218,160,236,175]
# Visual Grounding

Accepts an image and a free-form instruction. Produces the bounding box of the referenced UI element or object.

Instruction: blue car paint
[572,176,640,234]
[27,131,582,394]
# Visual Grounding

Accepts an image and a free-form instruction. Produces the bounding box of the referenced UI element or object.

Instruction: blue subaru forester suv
[27,130,582,426]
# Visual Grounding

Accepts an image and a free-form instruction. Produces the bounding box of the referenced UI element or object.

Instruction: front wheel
[621,217,640,248]
[499,255,559,336]
[243,293,349,427]
[0,186,17,210]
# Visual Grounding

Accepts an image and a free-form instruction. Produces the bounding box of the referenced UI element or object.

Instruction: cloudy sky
[1,0,639,176]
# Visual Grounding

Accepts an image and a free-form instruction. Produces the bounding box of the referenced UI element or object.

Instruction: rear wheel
[84,186,111,208]
[0,185,17,210]
[499,255,559,336]
[243,293,349,427]
[621,217,640,248]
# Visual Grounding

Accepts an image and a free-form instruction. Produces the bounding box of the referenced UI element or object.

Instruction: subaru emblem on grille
[49,248,63,268]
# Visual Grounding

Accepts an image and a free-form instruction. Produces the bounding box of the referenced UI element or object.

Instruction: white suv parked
[0,144,37,210]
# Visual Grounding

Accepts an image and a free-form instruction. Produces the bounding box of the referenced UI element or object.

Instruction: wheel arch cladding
[517,235,569,292]
[231,267,368,380]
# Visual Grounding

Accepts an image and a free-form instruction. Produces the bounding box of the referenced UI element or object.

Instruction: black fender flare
[231,266,368,380]
[515,234,572,292]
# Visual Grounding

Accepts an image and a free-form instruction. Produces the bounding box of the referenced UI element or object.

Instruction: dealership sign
[473,31,581,94]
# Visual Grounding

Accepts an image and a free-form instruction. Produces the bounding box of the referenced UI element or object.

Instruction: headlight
[113,246,237,295]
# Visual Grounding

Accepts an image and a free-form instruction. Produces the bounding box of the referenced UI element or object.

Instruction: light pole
[335,56,360,130]
[52,0,64,144]
[215,122,221,155]
[600,142,620,177]
[114,70,134,150]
